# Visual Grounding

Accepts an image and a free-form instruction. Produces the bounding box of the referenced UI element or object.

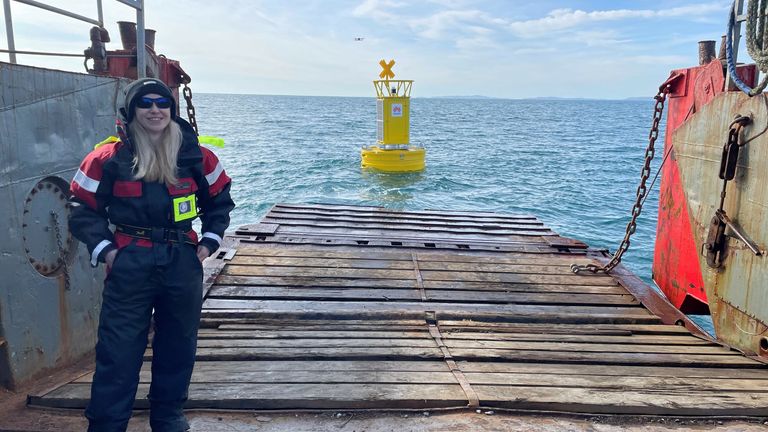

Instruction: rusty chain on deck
[571,73,682,275]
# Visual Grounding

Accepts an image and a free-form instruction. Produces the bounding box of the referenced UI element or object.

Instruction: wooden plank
[221,265,617,287]
[446,349,761,367]
[436,322,693,335]
[274,225,552,241]
[195,338,438,348]
[422,281,625,294]
[198,329,719,347]
[262,217,553,235]
[221,265,416,280]
[272,203,537,220]
[216,275,417,289]
[229,256,415,270]
[232,247,594,266]
[463,373,768,392]
[196,330,433,339]
[208,286,422,302]
[438,332,711,345]
[154,347,445,361]
[457,361,768,379]
[265,211,546,228]
[208,285,640,306]
[201,299,659,324]
[417,261,596,274]
[473,385,768,416]
[420,270,616,286]
[441,339,729,355]
[37,383,468,410]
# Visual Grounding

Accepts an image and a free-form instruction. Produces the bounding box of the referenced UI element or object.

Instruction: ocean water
[190,93,715,333]
[192,94,661,282]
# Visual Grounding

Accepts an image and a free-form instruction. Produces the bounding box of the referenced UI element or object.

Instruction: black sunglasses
[136,96,172,109]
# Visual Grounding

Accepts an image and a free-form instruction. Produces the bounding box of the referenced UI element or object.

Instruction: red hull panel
[653,62,756,314]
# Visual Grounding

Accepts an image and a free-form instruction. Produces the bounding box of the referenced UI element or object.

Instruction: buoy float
[361,59,425,172]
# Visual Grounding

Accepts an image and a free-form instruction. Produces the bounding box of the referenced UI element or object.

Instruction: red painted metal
[653,61,756,314]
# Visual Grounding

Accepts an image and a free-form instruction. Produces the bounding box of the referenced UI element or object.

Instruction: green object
[172,194,197,222]
[199,135,225,148]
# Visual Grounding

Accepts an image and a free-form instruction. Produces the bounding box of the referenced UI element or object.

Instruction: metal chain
[182,83,199,135]
[51,211,71,291]
[571,77,677,275]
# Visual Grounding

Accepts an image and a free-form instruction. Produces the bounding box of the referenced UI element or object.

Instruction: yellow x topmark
[379,59,395,79]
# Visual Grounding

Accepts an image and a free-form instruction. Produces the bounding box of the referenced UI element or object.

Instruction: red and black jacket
[69,118,235,266]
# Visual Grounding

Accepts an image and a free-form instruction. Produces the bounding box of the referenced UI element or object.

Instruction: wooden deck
[30,204,768,415]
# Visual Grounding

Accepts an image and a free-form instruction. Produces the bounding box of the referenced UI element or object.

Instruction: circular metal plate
[22,176,75,276]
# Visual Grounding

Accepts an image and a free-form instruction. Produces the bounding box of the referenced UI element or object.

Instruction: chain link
[571,78,677,275]
[51,211,71,291]
[182,83,199,135]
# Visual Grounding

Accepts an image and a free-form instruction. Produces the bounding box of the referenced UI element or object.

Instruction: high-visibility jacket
[69,118,235,266]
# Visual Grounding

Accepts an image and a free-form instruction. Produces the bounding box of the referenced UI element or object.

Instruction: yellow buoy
[361,59,425,172]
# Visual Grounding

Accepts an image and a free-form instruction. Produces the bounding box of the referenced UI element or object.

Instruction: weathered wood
[233,247,594,266]
[230,256,415,270]
[420,270,616,286]
[197,329,710,346]
[472,385,768,416]
[216,275,417,289]
[457,361,768,379]
[446,349,760,367]
[262,217,554,236]
[271,203,537,220]
[201,299,659,325]
[208,286,423,302]
[195,338,438,348]
[31,204,768,417]
[36,383,468,410]
[196,330,433,339]
[265,211,546,228]
[207,285,640,306]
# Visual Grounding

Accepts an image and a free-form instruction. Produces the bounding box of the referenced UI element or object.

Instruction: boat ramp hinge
[213,247,237,261]
[703,116,763,268]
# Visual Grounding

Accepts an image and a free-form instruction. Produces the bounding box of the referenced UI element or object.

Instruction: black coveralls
[69,118,234,431]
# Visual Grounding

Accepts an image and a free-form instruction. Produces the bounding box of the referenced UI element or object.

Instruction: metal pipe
[698,40,717,65]
[135,0,145,78]
[96,0,103,26]
[727,0,746,90]
[13,0,100,26]
[3,0,16,63]
[115,0,142,9]
[0,48,83,57]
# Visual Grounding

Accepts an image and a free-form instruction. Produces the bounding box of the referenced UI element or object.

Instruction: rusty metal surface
[671,91,768,357]
[0,63,124,389]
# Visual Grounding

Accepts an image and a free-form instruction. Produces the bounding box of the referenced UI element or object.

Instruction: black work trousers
[85,241,203,432]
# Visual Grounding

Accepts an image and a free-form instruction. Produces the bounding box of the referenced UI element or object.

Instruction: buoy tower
[361,59,425,172]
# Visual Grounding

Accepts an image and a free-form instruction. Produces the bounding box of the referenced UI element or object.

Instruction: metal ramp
[29,204,768,415]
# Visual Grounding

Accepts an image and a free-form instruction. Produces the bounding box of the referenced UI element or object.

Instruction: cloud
[508,3,727,37]
[409,9,504,40]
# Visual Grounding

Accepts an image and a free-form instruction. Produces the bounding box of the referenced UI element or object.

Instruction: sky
[0,0,741,98]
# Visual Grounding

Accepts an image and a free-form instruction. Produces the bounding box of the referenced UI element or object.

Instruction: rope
[727,0,768,95]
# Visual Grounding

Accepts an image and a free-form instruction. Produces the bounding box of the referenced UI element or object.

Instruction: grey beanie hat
[120,78,176,123]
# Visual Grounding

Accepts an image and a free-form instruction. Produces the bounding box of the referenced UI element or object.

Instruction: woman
[69,78,235,431]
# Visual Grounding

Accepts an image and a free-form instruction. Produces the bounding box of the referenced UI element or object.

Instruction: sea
[189,94,713,331]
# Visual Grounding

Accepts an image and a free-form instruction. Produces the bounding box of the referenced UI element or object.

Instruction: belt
[115,224,196,246]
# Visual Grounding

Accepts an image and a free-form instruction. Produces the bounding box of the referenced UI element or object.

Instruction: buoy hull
[361,146,425,172]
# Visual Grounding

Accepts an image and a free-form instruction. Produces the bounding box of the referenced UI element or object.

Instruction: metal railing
[2,0,147,77]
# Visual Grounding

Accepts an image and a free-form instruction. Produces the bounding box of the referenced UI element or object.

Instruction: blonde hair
[128,120,183,185]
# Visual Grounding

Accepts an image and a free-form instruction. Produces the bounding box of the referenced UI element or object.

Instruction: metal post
[135,0,145,78]
[3,0,16,63]
[96,0,103,27]
[727,0,746,90]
